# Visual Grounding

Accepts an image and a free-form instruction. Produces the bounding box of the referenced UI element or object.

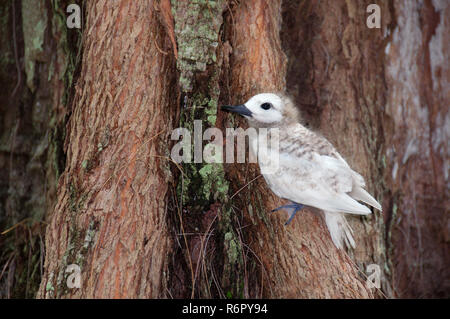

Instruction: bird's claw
[271,204,298,213]
[271,203,304,225]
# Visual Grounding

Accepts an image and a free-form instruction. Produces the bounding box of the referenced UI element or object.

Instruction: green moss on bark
[172,0,226,92]
[171,0,245,298]
[22,0,48,92]
[172,0,229,208]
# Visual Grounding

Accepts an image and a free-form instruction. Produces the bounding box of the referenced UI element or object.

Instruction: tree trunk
[220,0,377,298]
[37,0,178,298]
[383,0,449,298]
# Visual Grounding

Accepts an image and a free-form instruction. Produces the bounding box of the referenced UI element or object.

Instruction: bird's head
[221,93,300,127]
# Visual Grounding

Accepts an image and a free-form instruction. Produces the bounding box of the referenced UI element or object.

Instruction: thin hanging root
[230,175,262,199]
[1,218,47,235]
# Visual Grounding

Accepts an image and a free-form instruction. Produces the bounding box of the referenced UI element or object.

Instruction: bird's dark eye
[260,103,272,110]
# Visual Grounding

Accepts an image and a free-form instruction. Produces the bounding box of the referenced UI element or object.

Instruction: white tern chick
[222,93,382,249]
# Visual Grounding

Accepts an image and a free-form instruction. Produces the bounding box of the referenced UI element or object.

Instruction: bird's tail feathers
[331,194,372,215]
[349,187,382,211]
[324,212,355,250]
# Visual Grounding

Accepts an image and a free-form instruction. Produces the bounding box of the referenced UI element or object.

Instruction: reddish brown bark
[276,0,449,297]
[37,0,178,298]
[383,0,449,298]
[220,0,374,298]
[282,0,392,293]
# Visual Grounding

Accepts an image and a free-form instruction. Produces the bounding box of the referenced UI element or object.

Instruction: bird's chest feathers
[250,132,281,175]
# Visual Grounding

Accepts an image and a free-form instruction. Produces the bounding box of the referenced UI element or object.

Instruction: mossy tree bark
[0,0,78,298]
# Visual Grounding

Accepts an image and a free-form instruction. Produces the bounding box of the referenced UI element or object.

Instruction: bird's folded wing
[274,151,372,215]
[319,153,382,211]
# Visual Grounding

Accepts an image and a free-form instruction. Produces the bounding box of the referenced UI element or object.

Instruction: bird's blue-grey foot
[271,202,304,225]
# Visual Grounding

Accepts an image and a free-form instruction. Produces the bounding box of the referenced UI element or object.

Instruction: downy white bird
[222,93,382,249]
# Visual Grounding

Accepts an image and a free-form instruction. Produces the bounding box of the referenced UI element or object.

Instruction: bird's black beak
[221,104,252,117]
